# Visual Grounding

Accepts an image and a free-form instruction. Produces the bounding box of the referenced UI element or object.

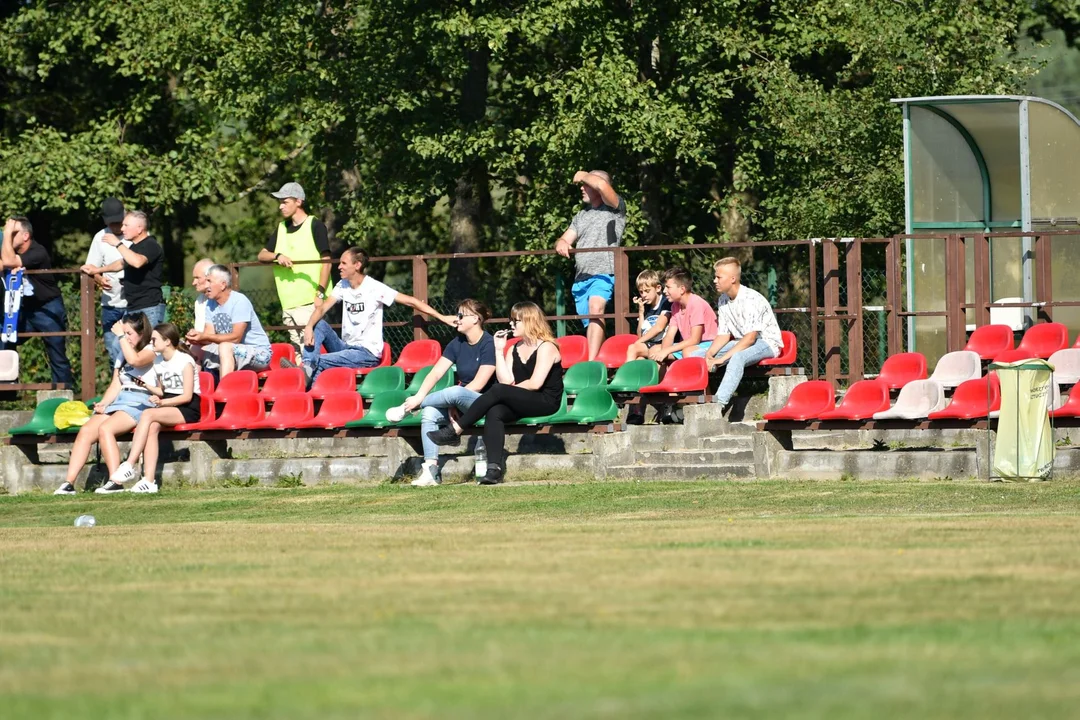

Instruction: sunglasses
[508,318,520,326]
[456,312,477,320]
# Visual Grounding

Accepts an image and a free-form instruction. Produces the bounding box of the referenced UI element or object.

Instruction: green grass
[3,479,1080,719]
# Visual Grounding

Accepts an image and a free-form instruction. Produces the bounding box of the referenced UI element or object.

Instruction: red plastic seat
[759,331,798,366]
[502,337,522,356]
[817,380,891,420]
[875,352,928,390]
[296,392,365,429]
[209,370,258,402]
[356,343,392,376]
[394,339,442,374]
[638,357,708,395]
[595,334,638,369]
[199,371,215,398]
[249,392,314,430]
[201,394,265,430]
[556,335,590,368]
[1050,388,1080,418]
[258,367,306,402]
[257,343,297,379]
[964,324,1015,360]
[994,322,1068,363]
[928,374,1001,420]
[307,367,359,401]
[173,394,217,431]
[762,381,836,421]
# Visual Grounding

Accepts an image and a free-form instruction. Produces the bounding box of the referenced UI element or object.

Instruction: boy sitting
[625,269,672,364]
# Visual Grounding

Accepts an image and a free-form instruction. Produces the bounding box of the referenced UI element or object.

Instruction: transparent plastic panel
[939,102,1021,223]
[1051,237,1080,340]
[990,236,1024,302]
[910,107,981,223]
[910,237,948,364]
[1028,101,1080,221]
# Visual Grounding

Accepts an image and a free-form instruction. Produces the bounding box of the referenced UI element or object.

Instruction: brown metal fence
[8,231,1080,401]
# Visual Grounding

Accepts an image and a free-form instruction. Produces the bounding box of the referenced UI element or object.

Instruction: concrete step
[605,463,757,480]
[623,424,693,451]
[635,448,754,465]
[698,436,755,451]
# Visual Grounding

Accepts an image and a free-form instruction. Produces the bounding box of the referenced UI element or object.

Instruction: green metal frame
[921,106,993,228]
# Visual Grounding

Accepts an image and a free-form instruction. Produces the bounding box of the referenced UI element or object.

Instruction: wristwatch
[316,284,326,300]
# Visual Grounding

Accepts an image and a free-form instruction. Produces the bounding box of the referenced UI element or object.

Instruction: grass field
[2,479,1080,719]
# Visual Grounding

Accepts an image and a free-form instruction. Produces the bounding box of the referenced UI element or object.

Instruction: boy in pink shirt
[649,267,718,361]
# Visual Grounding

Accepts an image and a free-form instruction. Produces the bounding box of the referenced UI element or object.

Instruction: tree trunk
[446,46,491,303]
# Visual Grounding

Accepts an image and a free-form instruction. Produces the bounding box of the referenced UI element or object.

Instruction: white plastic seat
[872,379,947,420]
[1048,348,1080,386]
[0,350,18,382]
[928,351,981,389]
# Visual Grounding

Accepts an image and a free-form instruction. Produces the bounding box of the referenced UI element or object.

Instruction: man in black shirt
[1,216,74,385]
[86,210,166,328]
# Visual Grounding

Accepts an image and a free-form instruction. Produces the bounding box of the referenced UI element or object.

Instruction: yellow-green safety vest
[273,217,322,310]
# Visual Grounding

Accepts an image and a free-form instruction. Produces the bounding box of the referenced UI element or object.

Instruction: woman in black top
[428,301,563,484]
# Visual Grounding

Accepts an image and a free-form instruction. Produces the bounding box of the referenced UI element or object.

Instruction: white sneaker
[110,461,137,484]
[94,481,127,494]
[53,483,76,495]
[130,479,159,494]
[410,463,441,487]
[386,404,407,423]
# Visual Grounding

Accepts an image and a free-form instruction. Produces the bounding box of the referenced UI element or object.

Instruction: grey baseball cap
[270,182,305,201]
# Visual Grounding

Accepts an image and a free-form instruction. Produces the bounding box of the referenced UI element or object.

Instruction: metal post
[613,247,630,336]
[885,236,902,356]
[411,255,428,340]
[823,240,841,385]
[79,273,96,400]
[944,234,966,352]
[809,242,819,380]
[846,239,864,380]
[555,274,566,337]
[973,233,991,328]
[1034,233,1053,323]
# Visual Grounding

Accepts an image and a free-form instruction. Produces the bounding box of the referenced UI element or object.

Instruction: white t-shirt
[154,352,201,396]
[716,285,783,356]
[333,276,397,356]
[114,356,156,391]
[193,294,208,333]
[85,229,131,309]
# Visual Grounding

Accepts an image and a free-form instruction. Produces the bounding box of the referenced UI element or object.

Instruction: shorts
[233,344,272,371]
[572,274,615,327]
[105,389,154,423]
[672,341,713,360]
[173,393,202,424]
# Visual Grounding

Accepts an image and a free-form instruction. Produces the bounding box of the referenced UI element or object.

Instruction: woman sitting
[54,313,155,495]
[395,299,497,487]
[427,302,563,484]
[110,323,202,493]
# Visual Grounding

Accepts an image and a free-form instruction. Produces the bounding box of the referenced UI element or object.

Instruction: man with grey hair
[87,210,166,327]
[186,264,271,378]
[554,169,625,361]
[257,181,332,353]
[188,258,215,367]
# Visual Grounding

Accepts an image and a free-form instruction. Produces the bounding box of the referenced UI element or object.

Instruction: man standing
[80,197,129,365]
[187,265,272,378]
[297,247,455,384]
[1,217,74,385]
[555,170,625,361]
[87,211,166,326]
[257,182,332,353]
[704,257,783,409]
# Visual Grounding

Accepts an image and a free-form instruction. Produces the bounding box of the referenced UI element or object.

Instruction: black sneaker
[626,412,645,425]
[279,357,299,369]
[426,426,461,447]
[53,482,76,496]
[478,464,504,485]
[94,481,127,494]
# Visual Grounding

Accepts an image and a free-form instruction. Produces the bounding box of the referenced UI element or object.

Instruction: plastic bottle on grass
[74,515,96,528]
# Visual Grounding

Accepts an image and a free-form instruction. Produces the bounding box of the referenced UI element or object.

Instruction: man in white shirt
[188,257,214,367]
[703,256,782,408]
[296,247,455,384]
[80,198,129,364]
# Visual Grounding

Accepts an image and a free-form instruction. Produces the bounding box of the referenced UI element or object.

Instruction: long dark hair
[123,312,153,351]
[153,322,185,353]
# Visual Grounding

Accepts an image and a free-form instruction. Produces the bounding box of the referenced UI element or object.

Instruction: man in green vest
[258,182,332,354]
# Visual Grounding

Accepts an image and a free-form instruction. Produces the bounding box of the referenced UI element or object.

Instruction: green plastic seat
[516,393,569,425]
[605,359,659,393]
[8,398,68,436]
[564,387,620,423]
[357,366,406,400]
[345,390,409,428]
[563,361,607,397]
[404,365,455,395]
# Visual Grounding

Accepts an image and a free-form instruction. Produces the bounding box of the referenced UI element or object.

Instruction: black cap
[101,197,125,224]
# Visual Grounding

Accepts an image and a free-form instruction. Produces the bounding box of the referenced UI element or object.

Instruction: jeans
[300,320,380,382]
[712,337,777,406]
[420,385,483,461]
[127,303,167,327]
[101,304,126,366]
[5,296,75,385]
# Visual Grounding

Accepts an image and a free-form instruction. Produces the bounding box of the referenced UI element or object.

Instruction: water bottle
[74,514,96,528]
[474,443,487,478]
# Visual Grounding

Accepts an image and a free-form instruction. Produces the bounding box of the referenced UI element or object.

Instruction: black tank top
[511,341,564,400]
